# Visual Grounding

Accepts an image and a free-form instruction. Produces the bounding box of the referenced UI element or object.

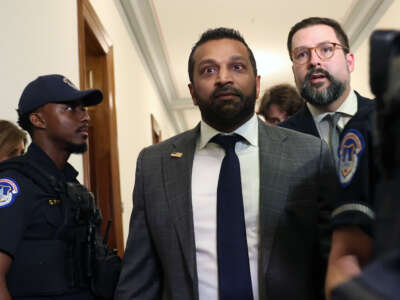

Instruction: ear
[255,75,261,99]
[29,112,46,129]
[188,83,198,106]
[346,52,355,73]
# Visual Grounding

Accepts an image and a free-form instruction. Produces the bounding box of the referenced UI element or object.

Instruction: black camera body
[370,30,400,178]
[369,30,400,259]
[331,30,400,300]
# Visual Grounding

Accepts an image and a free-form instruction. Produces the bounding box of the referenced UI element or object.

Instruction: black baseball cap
[18,74,103,115]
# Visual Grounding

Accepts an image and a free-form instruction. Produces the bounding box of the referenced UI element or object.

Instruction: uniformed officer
[0,74,103,300]
[325,103,376,299]
[325,29,400,300]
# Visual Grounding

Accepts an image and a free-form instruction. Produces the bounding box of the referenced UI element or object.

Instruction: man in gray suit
[115,28,337,300]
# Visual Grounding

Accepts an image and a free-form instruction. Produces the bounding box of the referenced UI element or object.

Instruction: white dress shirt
[307,90,358,147]
[191,114,260,300]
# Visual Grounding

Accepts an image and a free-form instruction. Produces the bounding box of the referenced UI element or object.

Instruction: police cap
[18,74,103,115]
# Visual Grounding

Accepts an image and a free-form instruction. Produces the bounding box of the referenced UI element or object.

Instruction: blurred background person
[0,120,27,162]
[257,83,304,125]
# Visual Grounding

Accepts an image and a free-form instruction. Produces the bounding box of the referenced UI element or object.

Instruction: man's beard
[194,84,257,132]
[301,68,346,106]
[67,142,87,154]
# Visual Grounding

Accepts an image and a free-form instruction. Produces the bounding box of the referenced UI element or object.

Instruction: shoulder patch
[338,129,365,187]
[0,177,20,208]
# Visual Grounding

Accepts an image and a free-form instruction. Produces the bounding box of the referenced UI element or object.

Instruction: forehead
[291,25,339,50]
[268,104,285,115]
[52,99,84,107]
[192,38,250,65]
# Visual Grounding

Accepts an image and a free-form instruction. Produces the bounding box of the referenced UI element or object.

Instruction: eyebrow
[197,58,216,67]
[229,55,247,62]
[54,100,84,106]
[197,55,247,67]
[293,40,332,49]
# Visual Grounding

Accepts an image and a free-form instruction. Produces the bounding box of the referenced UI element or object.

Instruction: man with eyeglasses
[280,17,374,166]
[280,17,377,300]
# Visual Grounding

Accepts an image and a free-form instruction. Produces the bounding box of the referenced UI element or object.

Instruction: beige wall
[0,0,176,244]
[351,1,400,99]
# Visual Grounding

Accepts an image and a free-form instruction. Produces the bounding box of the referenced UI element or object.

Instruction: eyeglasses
[291,42,349,65]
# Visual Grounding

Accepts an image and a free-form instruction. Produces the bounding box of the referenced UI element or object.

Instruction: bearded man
[115,27,338,300]
[280,17,378,300]
[280,17,374,166]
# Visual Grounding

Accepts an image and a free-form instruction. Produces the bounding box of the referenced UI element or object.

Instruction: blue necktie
[211,134,254,300]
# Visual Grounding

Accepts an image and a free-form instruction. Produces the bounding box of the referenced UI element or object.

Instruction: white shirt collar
[198,114,259,149]
[307,89,358,123]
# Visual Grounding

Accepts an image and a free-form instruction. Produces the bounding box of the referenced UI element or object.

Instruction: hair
[0,120,27,160]
[287,17,350,59]
[188,27,257,83]
[17,110,34,136]
[257,84,304,120]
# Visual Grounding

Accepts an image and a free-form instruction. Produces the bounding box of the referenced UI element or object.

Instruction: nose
[308,48,322,67]
[309,48,321,66]
[216,66,233,86]
[81,108,90,122]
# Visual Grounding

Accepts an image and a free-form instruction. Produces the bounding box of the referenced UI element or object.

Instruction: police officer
[0,74,103,300]
[325,102,376,299]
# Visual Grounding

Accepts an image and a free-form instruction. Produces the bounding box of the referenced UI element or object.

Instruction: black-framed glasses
[291,42,349,65]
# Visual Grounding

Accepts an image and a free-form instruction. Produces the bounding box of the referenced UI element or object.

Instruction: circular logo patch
[63,77,78,90]
[0,177,20,208]
[338,129,365,187]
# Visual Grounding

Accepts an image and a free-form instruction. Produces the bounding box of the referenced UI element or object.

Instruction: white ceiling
[117,0,393,132]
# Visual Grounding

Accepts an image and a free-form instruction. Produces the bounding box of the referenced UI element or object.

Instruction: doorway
[77,0,124,256]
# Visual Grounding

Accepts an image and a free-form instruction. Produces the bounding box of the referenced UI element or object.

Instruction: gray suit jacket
[115,119,337,300]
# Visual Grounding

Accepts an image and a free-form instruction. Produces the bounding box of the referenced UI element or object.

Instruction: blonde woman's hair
[0,120,27,160]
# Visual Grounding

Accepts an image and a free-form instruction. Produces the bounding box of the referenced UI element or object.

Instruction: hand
[325,227,372,300]
[325,254,362,299]
[0,252,12,300]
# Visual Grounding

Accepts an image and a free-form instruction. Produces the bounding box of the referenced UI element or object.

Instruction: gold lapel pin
[170,152,183,158]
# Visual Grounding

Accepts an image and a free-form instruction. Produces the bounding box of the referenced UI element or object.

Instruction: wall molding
[343,0,393,51]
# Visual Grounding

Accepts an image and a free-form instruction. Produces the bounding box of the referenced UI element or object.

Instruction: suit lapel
[354,91,375,118]
[280,105,320,138]
[162,125,199,287]
[298,105,320,137]
[257,120,289,298]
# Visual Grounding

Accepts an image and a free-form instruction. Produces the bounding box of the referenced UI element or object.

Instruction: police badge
[338,129,365,187]
[0,177,20,208]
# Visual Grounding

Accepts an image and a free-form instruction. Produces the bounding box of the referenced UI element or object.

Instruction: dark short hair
[257,84,304,119]
[287,17,350,59]
[17,110,33,136]
[188,27,257,83]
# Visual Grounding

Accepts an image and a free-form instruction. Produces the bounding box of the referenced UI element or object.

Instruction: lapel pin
[170,152,183,158]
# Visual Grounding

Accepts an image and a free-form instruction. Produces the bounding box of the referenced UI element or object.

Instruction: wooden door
[77,0,124,256]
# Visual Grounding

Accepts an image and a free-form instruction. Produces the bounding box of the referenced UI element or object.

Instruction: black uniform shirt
[331,106,376,235]
[0,143,78,258]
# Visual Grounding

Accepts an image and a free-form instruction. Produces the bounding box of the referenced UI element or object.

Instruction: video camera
[370,30,400,178]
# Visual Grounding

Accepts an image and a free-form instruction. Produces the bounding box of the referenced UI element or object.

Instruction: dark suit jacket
[279,91,375,137]
[115,118,338,300]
